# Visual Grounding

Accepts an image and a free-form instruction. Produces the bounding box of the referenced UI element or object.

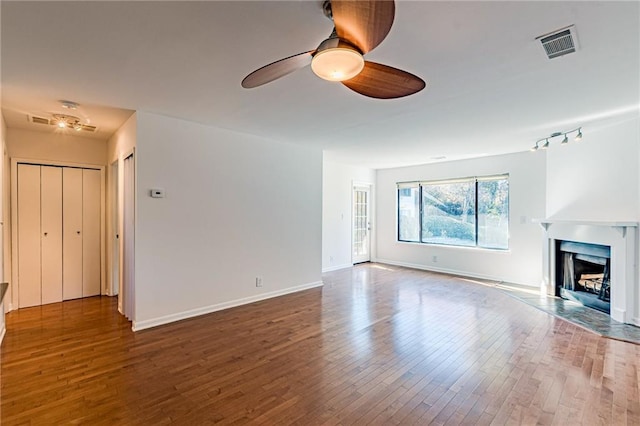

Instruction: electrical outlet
[256,277,263,287]
[432,255,438,263]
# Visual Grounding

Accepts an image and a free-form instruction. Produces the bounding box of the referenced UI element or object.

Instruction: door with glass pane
[352,185,371,264]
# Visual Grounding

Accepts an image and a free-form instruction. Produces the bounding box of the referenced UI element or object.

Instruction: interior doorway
[352,184,371,264]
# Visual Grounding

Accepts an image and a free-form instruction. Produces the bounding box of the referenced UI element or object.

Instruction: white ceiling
[2,1,638,169]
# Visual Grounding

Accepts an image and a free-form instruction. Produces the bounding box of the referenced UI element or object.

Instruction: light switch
[150,188,165,198]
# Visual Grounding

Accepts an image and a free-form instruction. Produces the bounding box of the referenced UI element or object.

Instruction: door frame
[352,181,374,265]
[119,149,135,321]
[108,160,119,297]
[10,158,106,311]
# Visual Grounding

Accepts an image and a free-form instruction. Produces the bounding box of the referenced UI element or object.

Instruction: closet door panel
[63,167,83,300]
[41,166,63,304]
[82,169,101,297]
[17,164,42,308]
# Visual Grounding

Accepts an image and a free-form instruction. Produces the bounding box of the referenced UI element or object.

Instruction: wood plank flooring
[2,263,639,424]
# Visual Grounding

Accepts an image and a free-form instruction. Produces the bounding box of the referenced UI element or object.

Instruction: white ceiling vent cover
[77,124,97,133]
[536,25,579,59]
[28,115,52,125]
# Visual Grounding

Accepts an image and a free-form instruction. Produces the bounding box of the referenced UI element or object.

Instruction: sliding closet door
[82,169,101,297]
[17,164,42,308]
[41,166,63,304]
[63,167,83,300]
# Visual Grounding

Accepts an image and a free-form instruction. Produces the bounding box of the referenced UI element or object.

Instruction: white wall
[133,112,323,329]
[322,159,375,272]
[376,151,546,287]
[545,117,640,317]
[546,117,640,220]
[1,113,6,283]
[1,113,7,329]
[6,128,107,166]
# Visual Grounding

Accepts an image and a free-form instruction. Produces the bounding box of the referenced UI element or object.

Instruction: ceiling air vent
[29,115,52,125]
[77,124,97,133]
[536,25,579,59]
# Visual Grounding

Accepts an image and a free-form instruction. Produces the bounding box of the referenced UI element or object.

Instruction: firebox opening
[555,240,611,314]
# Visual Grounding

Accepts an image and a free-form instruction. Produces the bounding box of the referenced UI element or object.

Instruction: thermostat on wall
[150,188,165,198]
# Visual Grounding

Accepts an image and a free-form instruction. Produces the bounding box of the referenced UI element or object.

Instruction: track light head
[530,145,539,152]
[541,139,550,150]
[575,128,583,141]
[561,134,569,144]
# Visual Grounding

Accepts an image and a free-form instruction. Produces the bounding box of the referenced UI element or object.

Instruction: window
[397,186,420,242]
[422,179,476,247]
[397,175,509,249]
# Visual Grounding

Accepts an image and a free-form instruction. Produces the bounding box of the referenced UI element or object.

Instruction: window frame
[397,174,509,250]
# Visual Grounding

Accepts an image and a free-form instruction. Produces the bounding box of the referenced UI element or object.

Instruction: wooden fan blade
[331,0,395,54]
[241,51,314,88]
[342,61,425,99]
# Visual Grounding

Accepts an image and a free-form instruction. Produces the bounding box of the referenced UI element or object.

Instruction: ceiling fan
[241,0,426,99]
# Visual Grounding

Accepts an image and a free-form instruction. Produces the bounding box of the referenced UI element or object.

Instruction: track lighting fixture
[530,127,583,152]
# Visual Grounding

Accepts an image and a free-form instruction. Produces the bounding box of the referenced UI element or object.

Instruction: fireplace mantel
[538,219,639,325]
[533,219,638,236]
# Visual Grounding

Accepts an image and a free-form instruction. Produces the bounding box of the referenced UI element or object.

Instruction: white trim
[375,258,538,288]
[322,263,352,273]
[533,219,638,228]
[132,280,324,331]
[0,325,5,345]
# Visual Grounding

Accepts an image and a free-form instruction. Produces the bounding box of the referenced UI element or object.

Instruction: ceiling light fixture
[311,37,364,82]
[530,127,583,152]
[52,114,84,132]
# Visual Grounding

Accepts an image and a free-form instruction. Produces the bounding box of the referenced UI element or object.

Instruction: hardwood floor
[2,263,639,425]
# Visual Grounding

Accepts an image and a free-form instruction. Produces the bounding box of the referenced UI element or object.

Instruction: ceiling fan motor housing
[312,37,365,81]
[314,37,362,56]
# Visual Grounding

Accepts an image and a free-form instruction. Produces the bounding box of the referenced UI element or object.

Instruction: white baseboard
[633,317,640,327]
[322,263,353,273]
[611,307,627,324]
[374,258,535,287]
[132,280,324,331]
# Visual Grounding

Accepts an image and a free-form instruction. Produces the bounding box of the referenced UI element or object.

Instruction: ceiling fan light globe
[311,48,365,82]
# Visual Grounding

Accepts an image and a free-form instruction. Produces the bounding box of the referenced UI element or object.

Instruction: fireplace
[537,219,639,325]
[556,240,610,314]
